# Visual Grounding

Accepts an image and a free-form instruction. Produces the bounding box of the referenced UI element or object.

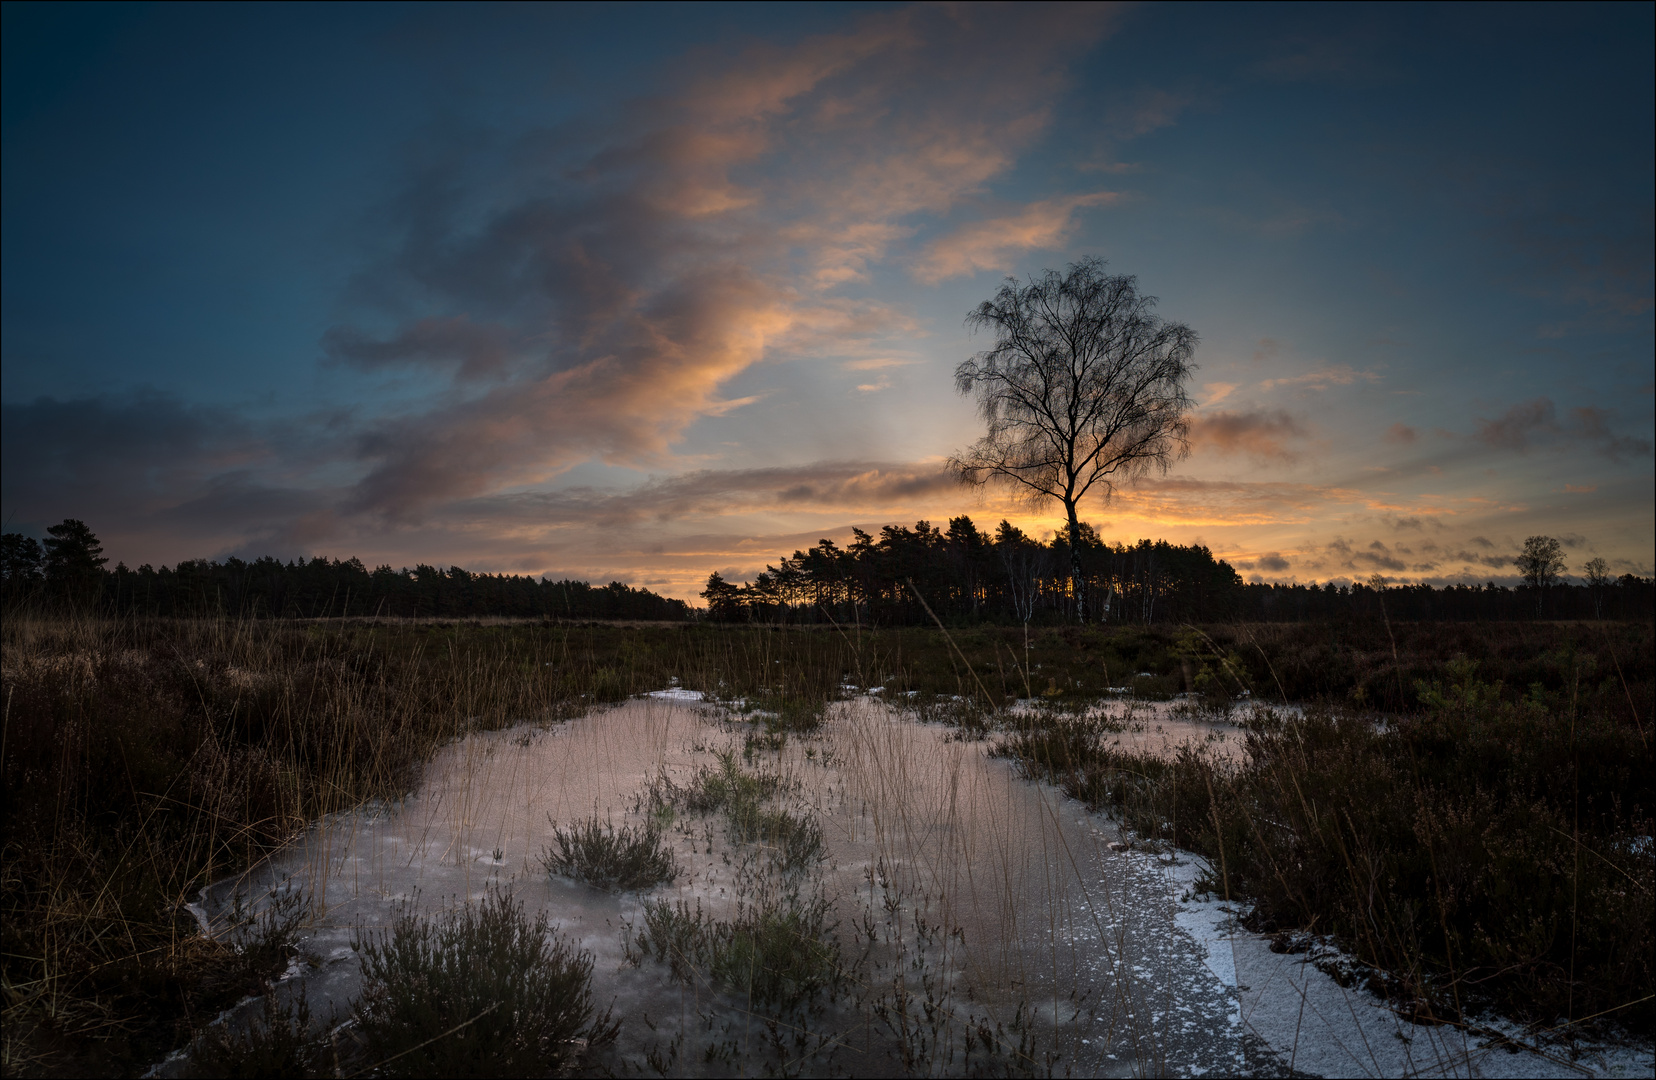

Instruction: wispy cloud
[1108,478,1366,526]
[910,191,1120,283]
[453,461,959,528]
[1106,86,1199,139]
[841,357,920,372]
[318,4,1121,520]
[323,315,514,382]
[1258,364,1379,392]
[1202,381,1238,406]
[1475,397,1556,451]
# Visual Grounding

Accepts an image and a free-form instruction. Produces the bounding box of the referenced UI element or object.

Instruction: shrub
[737,694,829,735]
[351,891,617,1078]
[635,886,843,1010]
[542,816,677,891]
[660,752,823,871]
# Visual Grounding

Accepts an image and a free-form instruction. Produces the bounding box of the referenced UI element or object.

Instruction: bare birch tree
[950,258,1196,621]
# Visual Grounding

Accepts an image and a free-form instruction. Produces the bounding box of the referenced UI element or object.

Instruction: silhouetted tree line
[1237,577,1652,624]
[1,522,691,620]
[702,516,1655,625]
[703,517,1244,625]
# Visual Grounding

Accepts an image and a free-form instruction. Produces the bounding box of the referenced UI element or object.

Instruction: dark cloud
[449,461,957,528]
[1324,536,1405,572]
[2,392,266,523]
[0,391,343,561]
[1447,549,1513,569]
[1190,408,1308,460]
[1257,552,1291,571]
[323,316,513,382]
[1475,397,1652,460]
[1476,397,1557,451]
[1570,406,1653,461]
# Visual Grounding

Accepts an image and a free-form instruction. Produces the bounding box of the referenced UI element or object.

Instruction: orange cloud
[1258,365,1379,392]
[325,4,1123,523]
[1106,478,1367,526]
[910,192,1121,283]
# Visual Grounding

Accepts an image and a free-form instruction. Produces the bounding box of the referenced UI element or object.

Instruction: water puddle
[169,695,1637,1077]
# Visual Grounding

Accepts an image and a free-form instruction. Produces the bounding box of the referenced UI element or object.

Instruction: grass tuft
[541,815,677,891]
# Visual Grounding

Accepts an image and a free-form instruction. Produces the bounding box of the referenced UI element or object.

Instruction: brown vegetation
[2,612,1649,1073]
[1000,655,1655,1035]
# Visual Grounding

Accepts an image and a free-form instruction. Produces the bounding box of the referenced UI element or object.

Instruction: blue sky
[4,1,1650,598]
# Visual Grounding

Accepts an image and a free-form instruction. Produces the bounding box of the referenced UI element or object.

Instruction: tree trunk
[1066,501,1087,623]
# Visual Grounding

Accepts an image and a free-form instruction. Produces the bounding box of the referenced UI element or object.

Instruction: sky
[3,1,1651,600]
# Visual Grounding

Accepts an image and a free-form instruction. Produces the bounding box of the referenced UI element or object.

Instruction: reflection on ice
[173,695,1631,1077]
[187,697,1249,1075]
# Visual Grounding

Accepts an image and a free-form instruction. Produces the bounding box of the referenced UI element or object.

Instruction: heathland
[2,609,1649,1075]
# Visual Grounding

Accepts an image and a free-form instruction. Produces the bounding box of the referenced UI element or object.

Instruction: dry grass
[998,660,1655,1035]
[0,612,633,1074]
[0,612,869,1074]
[4,610,1648,1073]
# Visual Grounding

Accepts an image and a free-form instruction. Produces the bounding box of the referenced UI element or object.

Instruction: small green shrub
[636,886,843,1010]
[661,752,823,869]
[907,693,1000,739]
[352,891,617,1078]
[727,801,825,871]
[738,694,829,735]
[674,750,785,814]
[542,815,677,891]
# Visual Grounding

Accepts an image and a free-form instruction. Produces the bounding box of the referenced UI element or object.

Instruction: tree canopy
[952,257,1196,621]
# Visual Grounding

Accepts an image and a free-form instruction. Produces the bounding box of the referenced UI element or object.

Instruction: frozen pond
[171,696,1651,1078]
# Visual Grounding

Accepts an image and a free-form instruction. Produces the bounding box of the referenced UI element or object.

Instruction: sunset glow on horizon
[4,2,1651,603]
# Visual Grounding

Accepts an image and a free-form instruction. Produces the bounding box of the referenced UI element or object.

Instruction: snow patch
[644,687,705,701]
